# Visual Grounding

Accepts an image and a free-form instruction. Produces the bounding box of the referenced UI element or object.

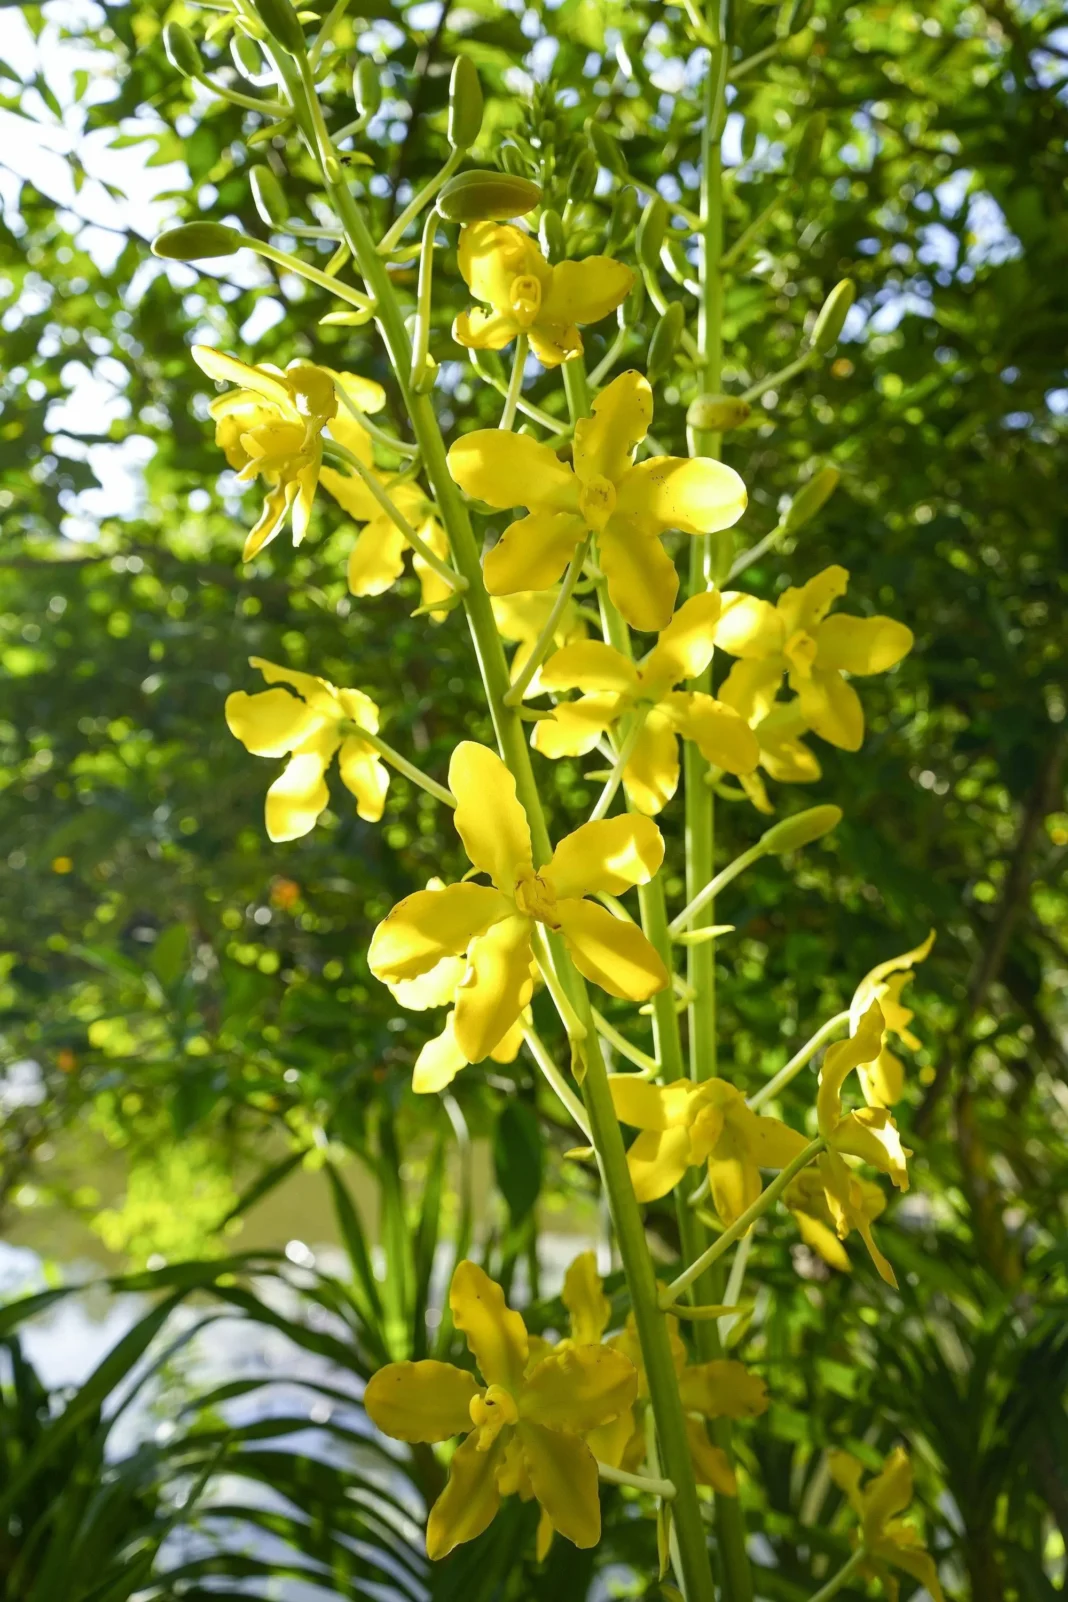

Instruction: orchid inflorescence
[154,0,944,1592]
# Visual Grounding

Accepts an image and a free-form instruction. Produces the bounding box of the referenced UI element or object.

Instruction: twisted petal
[453,306,522,352]
[454,913,534,1063]
[539,641,639,695]
[193,345,293,411]
[777,565,850,634]
[364,1359,480,1443]
[426,1431,506,1560]
[244,478,296,560]
[665,692,760,775]
[618,455,747,536]
[344,516,407,598]
[447,429,578,513]
[599,518,680,632]
[623,712,680,815]
[249,656,338,716]
[793,1209,853,1271]
[290,459,319,548]
[880,1542,944,1602]
[541,258,635,332]
[678,1360,768,1421]
[572,370,653,486]
[521,1346,637,1432]
[851,931,936,1035]
[686,1419,737,1494]
[557,899,668,1000]
[817,1002,886,1133]
[640,591,722,688]
[517,1421,602,1550]
[225,688,323,758]
[795,666,865,750]
[625,1126,696,1202]
[450,1260,529,1391]
[368,883,511,983]
[714,595,784,662]
[337,736,389,823]
[817,613,914,675]
[832,1108,910,1190]
[412,1014,467,1094]
[531,693,619,760]
[450,741,533,892]
[390,954,466,1011]
[548,814,665,898]
[863,1446,914,1531]
[265,727,339,842]
[562,1251,611,1345]
[483,511,587,595]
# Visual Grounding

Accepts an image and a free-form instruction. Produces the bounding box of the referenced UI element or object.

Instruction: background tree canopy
[0,0,1066,1596]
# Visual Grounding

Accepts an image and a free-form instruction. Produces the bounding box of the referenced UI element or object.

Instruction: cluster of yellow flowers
[194,213,938,1582]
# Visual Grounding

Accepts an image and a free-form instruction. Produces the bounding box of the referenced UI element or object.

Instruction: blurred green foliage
[1,0,1066,1593]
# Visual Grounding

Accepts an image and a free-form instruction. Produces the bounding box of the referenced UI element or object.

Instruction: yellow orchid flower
[453,221,634,367]
[319,407,452,619]
[817,1002,911,1190]
[784,1163,887,1276]
[492,590,589,693]
[531,593,759,814]
[369,741,669,1064]
[556,1252,766,1499]
[447,371,747,633]
[716,666,822,814]
[828,1446,945,1602]
[848,930,936,1106]
[609,1075,810,1223]
[714,566,913,751]
[224,656,387,842]
[363,1260,637,1559]
[193,347,368,561]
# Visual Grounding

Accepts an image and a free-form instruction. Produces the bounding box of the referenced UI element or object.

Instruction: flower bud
[448,55,483,150]
[686,393,751,432]
[538,118,557,149]
[646,300,685,384]
[569,147,598,203]
[794,112,827,184]
[354,57,381,118]
[811,280,855,352]
[152,222,244,260]
[605,185,638,251]
[252,0,305,57]
[437,170,542,223]
[760,805,842,855]
[635,194,668,273]
[620,273,645,328]
[539,209,566,263]
[587,119,628,178]
[163,21,203,79]
[782,466,841,533]
[500,144,528,177]
[250,164,288,229]
[231,29,263,78]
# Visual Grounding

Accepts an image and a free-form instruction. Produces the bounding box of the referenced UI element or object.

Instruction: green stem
[503,535,591,705]
[378,145,463,254]
[807,1548,868,1602]
[332,379,420,457]
[726,520,787,582]
[194,73,287,116]
[409,210,438,392]
[272,54,718,1602]
[323,439,466,593]
[721,186,793,270]
[245,236,373,308]
[499,333,529,430]
[590,708,648,821]
[344,725,455,808]
[588,326,629,388]
[747,1012,849,1111]
[669,842,766,935]
[471,352,571,439]
[591,1008,659,1076]
[661,1138,824,1306]
[597,1461,677,1499]
[522,1026,593,1139]
[741,347,817,404]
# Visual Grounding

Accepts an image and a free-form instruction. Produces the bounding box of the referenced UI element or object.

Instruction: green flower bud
[231,30,263,78]
[760,805,842,855]
[539,209,566,263]
[569,147,598,203]
[354,57,381,118]
[686,393,751,432]
[500,144,528,177]
[163,21,203,79]
[538,118,556,149]
[636,194,668,273]
[606,185,638,251]
[151,223,244,260]
[620,273,645,328]
[252,0,305,57]
[811,280,856,352]
[783,466,841,533]
[646,300,685,384]
[448,55,483,150]
[794,112,827,185]
[587,119,628,178]
[437,170,542,223]
[249,164,288,229]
